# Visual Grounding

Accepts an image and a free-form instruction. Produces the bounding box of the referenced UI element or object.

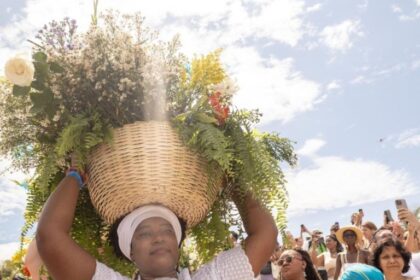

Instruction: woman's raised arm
[36,175,96,280]
[232,191,278,276]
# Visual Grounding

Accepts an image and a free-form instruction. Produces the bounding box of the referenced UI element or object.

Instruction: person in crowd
[351,211,363,228]
[398,208,420,253]
[310,234,343,280]
[340,263,384,280]
[329,223,339,235]
[278,249,322,280]
[373,225,420,278]
[294,237,304,250]
[36,163,278,280]
[334,226,370,280]
[362,221,378,253]
[372,238,412,280]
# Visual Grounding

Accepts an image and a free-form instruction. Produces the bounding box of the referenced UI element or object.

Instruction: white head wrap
[117,205,182,260]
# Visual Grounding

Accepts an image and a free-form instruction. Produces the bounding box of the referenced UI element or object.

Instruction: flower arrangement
[0,11,296,274]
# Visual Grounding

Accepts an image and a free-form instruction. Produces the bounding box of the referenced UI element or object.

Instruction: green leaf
[12,85,31,96]
[31,79,45,91]
[49,62,64,73]
[33,51,47,63]
[29,104,45,115]
[194,112,217,124]
[29,89,54,115]
[34,61,49,82]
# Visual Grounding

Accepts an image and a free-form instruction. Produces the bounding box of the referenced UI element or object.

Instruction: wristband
[66,170,85,189]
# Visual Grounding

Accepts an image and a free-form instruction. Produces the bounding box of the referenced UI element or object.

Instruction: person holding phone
[309,235,343,280]
[333,226,370,280]
[396,200,420,253]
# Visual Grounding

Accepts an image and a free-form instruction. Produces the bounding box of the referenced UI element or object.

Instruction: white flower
[4,54,35,87]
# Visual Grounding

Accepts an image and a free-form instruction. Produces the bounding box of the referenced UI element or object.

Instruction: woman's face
[379,246,404,276]
[279,250,306,280]
[343,230,357,245]
[362,226,374,240]
[130,217,180,278]
[325,236,337,251]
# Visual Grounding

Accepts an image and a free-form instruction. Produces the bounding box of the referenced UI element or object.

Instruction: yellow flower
[4,54,35,87]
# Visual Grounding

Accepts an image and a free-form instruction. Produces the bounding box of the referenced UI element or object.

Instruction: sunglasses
[343,233,356,237]
[278,255,302,266]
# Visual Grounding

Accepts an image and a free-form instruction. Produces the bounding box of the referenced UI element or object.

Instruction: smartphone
[395,199,408,209]
[384,210,394,223]
[334,221,339,226]
[359,208,364,215]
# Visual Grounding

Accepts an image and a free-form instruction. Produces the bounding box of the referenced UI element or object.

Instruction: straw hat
[335,225,364,244]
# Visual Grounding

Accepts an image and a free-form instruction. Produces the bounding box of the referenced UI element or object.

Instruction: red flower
[209,91,230,125]
[23,265,31,277]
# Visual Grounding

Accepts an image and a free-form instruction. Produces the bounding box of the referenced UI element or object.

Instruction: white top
[404,252,420,278]
[92,246,255,280]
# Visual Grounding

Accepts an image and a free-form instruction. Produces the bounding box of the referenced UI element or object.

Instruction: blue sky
[1,0,420,262]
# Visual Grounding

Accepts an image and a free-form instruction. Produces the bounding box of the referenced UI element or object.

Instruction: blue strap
[67,171,85,189]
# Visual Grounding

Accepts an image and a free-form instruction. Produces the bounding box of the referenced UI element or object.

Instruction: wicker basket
[87,121,223,227]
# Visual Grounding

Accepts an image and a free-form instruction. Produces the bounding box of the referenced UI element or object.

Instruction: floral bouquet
[0,11,296,273]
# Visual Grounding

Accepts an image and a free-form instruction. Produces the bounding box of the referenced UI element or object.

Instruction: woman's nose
[151,232,165,243]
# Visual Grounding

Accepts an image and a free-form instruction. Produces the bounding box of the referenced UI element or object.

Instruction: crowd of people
[253,203,420,280]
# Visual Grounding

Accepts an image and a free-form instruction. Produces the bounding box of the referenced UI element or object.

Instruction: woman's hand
[398,208,420,232]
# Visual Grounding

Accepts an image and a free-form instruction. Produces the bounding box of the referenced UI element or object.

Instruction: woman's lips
[150,247,170,255]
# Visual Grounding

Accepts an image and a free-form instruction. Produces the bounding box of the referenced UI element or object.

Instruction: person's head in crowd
[373,226,394,245]
[372,238,411,279]
[330,222,339,234]
[336,226,363,248]
[341,263,384,280]
[279,249,322,280]
[294,237,303,249]
[362,221,378,241]
[325,234,343,253]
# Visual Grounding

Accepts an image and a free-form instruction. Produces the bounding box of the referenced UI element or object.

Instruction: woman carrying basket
[36,166,278,280]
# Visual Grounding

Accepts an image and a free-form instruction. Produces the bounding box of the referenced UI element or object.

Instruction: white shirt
[404,252,420,278]
[93,246,254,280]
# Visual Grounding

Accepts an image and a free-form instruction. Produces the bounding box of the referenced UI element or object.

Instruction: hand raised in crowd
[390,221,405,242]
[398,208,420,232]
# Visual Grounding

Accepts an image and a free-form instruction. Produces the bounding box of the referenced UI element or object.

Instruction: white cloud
[320,20,364,52]
[326,80,341,91]
[1,0,312,73]
[412,60,420,70]
[0,179,27,217]
[358,0,368,9]
[286,151,419,216]
[223,46,321,123]
[0,242,20,264]
[395,128,420,148]
[391,4,402,13]
[350,75,372,84]
[373,64,403,76]
[306,3,322,13]
[297,138,326,157]
[0,157,28,217]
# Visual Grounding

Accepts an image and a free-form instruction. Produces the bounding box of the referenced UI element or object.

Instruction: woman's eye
[138,232,152,238]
